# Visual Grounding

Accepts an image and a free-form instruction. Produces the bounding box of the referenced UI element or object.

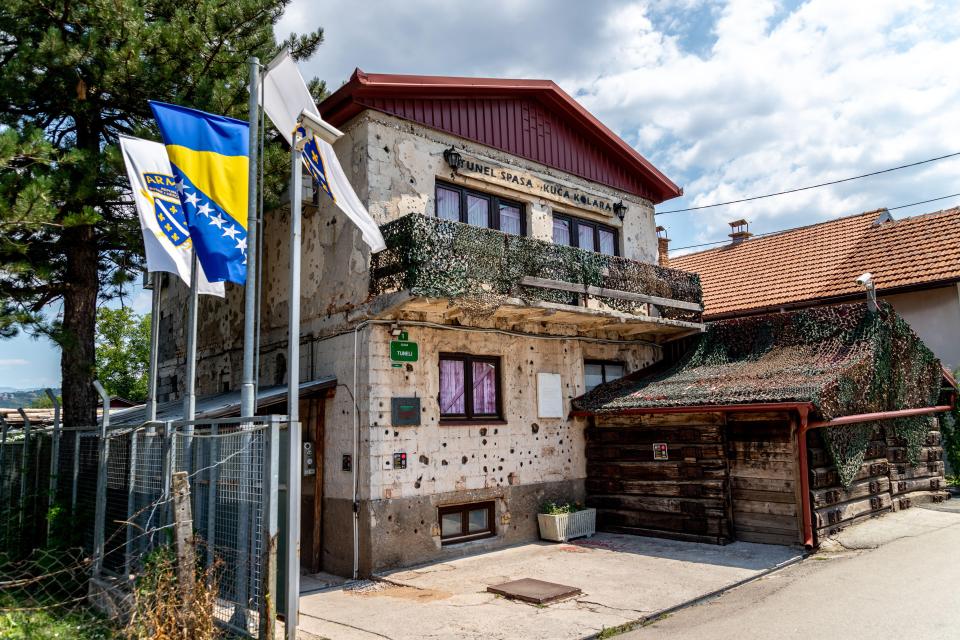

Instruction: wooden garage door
[726,413,802,546]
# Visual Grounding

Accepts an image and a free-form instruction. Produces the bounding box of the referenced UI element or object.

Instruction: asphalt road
[625,502,960,640]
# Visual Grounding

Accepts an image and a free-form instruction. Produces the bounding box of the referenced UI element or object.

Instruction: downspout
[796,406,814,549]
[798,403,952,549]
[352,320,370,579]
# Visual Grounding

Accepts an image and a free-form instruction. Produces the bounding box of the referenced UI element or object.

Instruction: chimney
[656,226,670,267]
[728,219,752,245]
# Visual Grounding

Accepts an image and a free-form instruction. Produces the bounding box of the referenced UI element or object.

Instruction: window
[584,360,626,392]
[439,353,502,422]
[553,213,619,256]
[438,501,496,544]
[435,182,526,235]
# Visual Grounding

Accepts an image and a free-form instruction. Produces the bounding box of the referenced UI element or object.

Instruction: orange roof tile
[671,207,960,319]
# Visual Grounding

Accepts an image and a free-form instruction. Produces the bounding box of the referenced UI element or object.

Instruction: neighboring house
[668,207,960,370]
[573,302,953,548]
[146,70,704,577]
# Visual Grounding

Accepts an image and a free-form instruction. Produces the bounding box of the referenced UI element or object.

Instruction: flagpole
[240,56,260,418]
[146,272,162,423]
[183,249,199,468]
[284,124,305,640]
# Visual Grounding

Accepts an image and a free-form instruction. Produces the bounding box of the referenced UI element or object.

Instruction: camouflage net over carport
[573,302,944,487]
[368,213,703,321]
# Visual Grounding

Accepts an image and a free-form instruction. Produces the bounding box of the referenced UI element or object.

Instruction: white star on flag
[183,191,200,206]
[209,212,226,229]
[222,224,240,240]
[197,202,213,217]
[236,237,247,252]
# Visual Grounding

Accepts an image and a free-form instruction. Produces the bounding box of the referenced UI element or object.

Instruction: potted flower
[537,500,596,542]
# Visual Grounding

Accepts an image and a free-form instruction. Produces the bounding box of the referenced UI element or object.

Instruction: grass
[0,593,116,640]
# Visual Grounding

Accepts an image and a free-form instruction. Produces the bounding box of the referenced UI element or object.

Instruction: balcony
[368,214,704,338]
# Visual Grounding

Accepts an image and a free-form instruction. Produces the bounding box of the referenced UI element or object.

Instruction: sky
[2,0,960,389]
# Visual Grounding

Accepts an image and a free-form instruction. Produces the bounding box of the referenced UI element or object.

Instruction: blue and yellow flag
[149,101,249,284]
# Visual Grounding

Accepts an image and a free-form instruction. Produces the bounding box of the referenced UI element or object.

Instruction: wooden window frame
[438,500,496,544]
[438,352,504,423]
[584,359,626,391]
[435,180,527,236]
[553,212,620,256]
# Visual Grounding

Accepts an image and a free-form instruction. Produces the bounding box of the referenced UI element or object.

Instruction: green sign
[390,340,419,362]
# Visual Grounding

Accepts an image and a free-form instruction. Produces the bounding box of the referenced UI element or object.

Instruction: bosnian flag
[119,135,224,296]
[259,49,386,253]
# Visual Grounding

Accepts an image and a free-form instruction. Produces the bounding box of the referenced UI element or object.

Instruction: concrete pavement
[297,533,800,640]
[625,504,960,640]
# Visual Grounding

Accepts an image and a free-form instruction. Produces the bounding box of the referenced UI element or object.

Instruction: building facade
[154,70,703,577]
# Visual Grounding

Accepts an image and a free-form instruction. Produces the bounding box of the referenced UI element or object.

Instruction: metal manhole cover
[487,578,581,604]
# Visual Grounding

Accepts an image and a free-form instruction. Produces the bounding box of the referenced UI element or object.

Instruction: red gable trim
[318,69,682,204]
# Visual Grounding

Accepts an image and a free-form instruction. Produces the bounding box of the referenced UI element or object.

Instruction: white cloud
[279,0,960,249]
[0,359,29,366]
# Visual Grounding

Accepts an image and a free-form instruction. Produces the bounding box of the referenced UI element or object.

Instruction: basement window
[439,353,503,422]
[435,181,526,235]
[584,360,626,392]
[438,501,496,544]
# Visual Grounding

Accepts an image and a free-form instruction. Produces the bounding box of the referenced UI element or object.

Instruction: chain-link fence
[0,415,288,639]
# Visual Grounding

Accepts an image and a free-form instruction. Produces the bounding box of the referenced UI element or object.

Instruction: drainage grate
[487,578,582,604]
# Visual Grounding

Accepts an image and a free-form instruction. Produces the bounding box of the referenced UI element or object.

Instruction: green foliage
[28,394,60,409]
[942,387,960,478]
[370,214,702,320]
[0,0,325,423]
[0,594,116,640]
[540,500,584,515]
[95,307,150,402]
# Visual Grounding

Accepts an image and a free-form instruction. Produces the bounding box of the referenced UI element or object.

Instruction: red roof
[318,69,682,204]
[671,207,960,320]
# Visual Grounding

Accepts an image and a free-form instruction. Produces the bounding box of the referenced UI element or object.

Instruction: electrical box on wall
[391,397,421,426]
[393,452,407,469]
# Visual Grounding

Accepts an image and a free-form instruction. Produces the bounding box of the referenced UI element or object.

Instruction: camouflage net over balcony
[368,214,703,321]
[573,302,945,487]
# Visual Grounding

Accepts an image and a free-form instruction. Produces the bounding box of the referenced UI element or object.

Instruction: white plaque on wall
[537,372,564,418]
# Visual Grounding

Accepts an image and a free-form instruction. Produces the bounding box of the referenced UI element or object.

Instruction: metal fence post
[71,427,81,516]
[259,416,280,640]
[92,382,111,578]
[0,416,7,493]
[125,427,139,578]
[161,421,174,535]
[17,408,31,539]
[46,390,61,546]
[206,423,219,571]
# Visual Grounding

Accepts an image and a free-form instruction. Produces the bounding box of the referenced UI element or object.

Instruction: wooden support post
[172,471,196,602]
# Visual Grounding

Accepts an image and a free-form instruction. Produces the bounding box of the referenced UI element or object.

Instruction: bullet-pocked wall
[359,323,658,571]
[154,100,670,576]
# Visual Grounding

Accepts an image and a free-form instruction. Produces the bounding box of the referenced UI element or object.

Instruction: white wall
[883,285,960,372]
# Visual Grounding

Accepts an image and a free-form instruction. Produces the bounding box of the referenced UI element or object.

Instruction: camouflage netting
[574,303,944,485]
[369,214,703,321]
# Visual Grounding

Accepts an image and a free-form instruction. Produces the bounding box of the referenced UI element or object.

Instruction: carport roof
[572,302,945,421]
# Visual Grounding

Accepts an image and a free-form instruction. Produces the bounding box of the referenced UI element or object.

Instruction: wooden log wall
[808,417,948,543]
[725,412,802,546]
[585,413,732,544]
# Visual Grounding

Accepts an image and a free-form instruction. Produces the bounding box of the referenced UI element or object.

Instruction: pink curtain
[472,362,497,414]
[440,359,465,414]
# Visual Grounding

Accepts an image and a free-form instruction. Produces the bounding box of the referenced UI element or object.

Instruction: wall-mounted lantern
[443,147,462,171]
[613,201,628,221]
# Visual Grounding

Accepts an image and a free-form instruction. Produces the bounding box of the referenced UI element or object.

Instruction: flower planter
[537,508,596,542]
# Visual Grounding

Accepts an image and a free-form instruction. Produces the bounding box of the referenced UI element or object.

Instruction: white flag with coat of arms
[119,135,225,296]
[259,50,386,253]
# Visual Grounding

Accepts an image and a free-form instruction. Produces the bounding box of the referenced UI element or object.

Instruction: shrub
[540,500,584,515]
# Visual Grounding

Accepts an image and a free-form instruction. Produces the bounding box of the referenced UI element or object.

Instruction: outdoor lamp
[443,146,463,171]
[613,201,628,221]
[298,109,344,145]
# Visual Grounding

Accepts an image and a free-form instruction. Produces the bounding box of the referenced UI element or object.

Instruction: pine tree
[0,0,323,426]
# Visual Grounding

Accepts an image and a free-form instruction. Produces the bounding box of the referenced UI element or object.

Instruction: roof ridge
[673,208,884,261]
